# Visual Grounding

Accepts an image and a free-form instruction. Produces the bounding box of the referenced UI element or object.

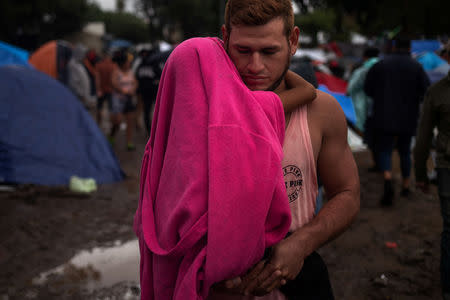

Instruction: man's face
[223,17,299,92]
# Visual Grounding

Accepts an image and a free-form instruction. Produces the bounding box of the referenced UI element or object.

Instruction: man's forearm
[289,188,360,258]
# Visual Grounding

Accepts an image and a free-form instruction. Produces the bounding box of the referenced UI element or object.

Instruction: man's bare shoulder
[308,90,347,129]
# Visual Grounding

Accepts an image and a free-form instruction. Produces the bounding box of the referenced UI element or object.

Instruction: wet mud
[0,128,443,299]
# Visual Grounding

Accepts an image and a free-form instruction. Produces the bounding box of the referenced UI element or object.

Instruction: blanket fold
[134,37,291,300]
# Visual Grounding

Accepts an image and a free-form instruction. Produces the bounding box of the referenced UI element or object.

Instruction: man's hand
[211,260,267,295]
[211,276,243,295]
[243,235,306,296]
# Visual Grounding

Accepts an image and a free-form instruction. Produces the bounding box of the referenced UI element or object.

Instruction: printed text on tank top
[282,107,318,231]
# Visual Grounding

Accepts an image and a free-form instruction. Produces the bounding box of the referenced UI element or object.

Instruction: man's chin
[245,82,270,91]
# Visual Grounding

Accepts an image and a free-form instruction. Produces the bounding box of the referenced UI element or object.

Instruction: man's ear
[221,25,229,44]
[289,26,300,56]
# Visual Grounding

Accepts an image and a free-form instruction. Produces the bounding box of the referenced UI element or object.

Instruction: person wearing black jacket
[135,48,172,136]
[364,38,430,206]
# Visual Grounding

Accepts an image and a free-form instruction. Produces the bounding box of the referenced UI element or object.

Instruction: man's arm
[242,92,360,296]
[303,92,361,252]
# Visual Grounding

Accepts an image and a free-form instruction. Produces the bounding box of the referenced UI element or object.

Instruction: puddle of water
[0,185,16,192]
[33,239,140,291]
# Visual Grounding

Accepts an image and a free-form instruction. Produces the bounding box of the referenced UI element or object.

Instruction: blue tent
[109,39,132,49]
[0,65,123,186]
[0,41,30,67]
[411,40,441,55]
[416,51,447,71]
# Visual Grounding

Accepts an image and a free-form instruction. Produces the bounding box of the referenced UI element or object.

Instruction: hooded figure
[67,44,91,106]
[134,37,291,299]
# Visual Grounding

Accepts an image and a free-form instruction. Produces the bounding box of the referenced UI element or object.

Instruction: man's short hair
[363,47,380,59]
[224,0,294,37]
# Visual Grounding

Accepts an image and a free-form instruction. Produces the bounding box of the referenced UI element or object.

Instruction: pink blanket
[134,37,291,300]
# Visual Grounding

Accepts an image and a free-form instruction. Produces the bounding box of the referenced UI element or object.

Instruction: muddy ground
[0,124,443,300]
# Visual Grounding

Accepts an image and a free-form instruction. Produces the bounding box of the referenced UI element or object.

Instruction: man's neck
[273,77,288,94]
[273,78,291,130]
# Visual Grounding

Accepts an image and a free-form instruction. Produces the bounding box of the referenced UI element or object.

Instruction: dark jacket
[414,72,450,182]
[136,50,172,101]
[364,52,430,135]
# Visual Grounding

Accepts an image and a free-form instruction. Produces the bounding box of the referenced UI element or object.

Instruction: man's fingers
[259,269,283,290]
[265,277,284,293]
[225,277,242,289]
[243,263,279,295]
[240,260,266,289]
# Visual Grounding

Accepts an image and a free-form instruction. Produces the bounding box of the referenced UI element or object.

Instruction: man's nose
[247,53,264,74]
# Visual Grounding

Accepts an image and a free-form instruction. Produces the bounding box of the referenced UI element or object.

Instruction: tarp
[0,65,124,186]
[109,39,132,49]
[315,71,356,125]
[0,41,29,67]
[294,48,327,63]
[29,40,72,84]
[318,84,357,125]
[427,64,450,84]
[411,40,441,55]
[415,51,450,83]
[29,41,58,78]
[416,51,447,71]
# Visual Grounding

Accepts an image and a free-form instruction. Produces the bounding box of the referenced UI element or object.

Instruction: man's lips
[243,76,269,85]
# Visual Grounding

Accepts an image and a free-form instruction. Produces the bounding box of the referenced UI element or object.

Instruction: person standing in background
[414,46,450,299]
[110,51,138,151]
[364,38,430,206]
[67,44,91,107]
[96,51,117,125]
[83,49,100,108]
[347,47,380,171]
[135,48,159,136]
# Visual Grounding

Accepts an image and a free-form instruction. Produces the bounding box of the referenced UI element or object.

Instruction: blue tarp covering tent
[0,65,124,185]
[415,51,450,83]
[318,84,357,125]
[411,40,441,55]
[416,51,447,71]
[0,41,29,67]
[109,39,132,49]
[427,64,450,84]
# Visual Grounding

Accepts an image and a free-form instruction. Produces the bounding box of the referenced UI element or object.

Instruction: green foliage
[296,8,336,34]
[92,11,150,43]
[300,0,450,38]
[166,0,221,38]
[0,0,90,49]
[137,0,224,41]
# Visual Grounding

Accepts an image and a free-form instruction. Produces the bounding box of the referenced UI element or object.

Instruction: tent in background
[0,41,29,67]
[317,84,357,126]
[29,40,72,84]
[411,40,441,55]
[315,71,357,125]
[0,65,123,186]
[415,51,450,84]
[108,39,132,50]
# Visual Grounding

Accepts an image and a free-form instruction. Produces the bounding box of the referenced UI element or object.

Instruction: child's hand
[278,70,317,114]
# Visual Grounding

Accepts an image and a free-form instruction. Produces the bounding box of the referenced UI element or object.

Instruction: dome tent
[0,41,30,67]
[0,65,123,186]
